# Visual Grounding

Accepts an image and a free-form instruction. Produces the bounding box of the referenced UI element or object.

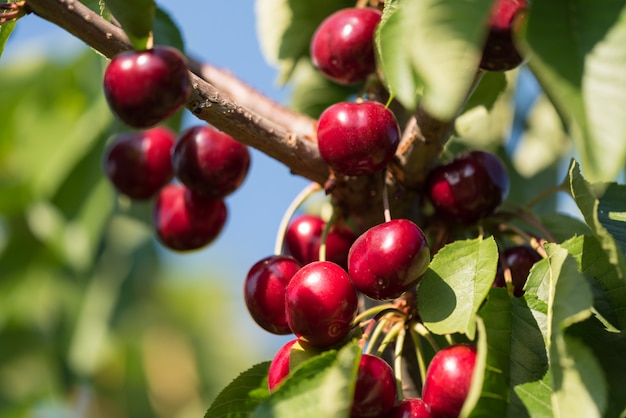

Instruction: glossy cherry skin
[152,183,227,252]
[479,0,528,72]
[267,338,298,391]
[284,214,356,269]
[285,261,358,348]
[493,245,541,297]
[317,101,400,176]
[348,219,430,301]
[422,344,477,418]
[425,150,509,224]
[310,7,382,85]
[103,46,191,128]
[351,354,397,418]
[385,398,433,418]
[244,255,302,334]
[103,126,176,200]
[172,125,251,199]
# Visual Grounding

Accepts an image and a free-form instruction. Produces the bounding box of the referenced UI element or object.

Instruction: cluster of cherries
[100,45,251,252]
[242,0,535,417]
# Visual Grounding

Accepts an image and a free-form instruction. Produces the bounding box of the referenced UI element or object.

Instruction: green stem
[409,326,427,391]
[393,326,406,397]
[376,321,404,357]
[524,184,568,210]
[273,182,321,255]
[353,304,398,326]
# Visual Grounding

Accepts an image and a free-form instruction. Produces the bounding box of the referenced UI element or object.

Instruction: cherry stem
[273,182,322,256]
[364,316,390,355]
[353,303,397,326]
[318,210,338,262]
[494,217,549,259]
[524,184,568,210]
[376,321,404,357]
[412,321,440,353]
[393,325,406,395]
[409,325,427,391]
[382,172,392,222]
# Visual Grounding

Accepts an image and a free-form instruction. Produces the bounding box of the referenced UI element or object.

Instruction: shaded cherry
[285,261,358,348]
[479,0,529,72]
[493,245,541,297]
[284,214,356,269]
[422,344,477,418]
[317,101,400,176]
[103,126,176,200]
[152,183,227,252]
[425,150,509,224]
[310,7,382,85]
[244,255,302,335]
[172,125,251,199]
[351,354,397,418]
[385,398,433,418]
[348,219,430,300]
[103,45,191,128]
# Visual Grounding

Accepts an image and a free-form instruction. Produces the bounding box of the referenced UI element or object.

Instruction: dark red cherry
[317,101,400,176]
[284,214,356,269]
[285,261,358,348]
[479,0,528,72]
[425,150,509,224]
[351,354,397,418]
[152,183,227,252]
[493,245,541,297]
[385,398,433,418]
[103,45,191,128]
[348,219,430,300]
[103,126,175,200]
[172,125,251,199]
[422,344,477,418]
[244,255,302,335]
[310,7,382,85]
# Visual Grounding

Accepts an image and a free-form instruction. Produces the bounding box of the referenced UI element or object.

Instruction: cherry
[103,126,176,200]
[284,214,356,269]
[493,245,541,297]
[243,255,302,335]
[267,338,321,391]
[172,125,251,199]
[425,150,509,224]
[385,398,433,418]
[285,261,358,348]
[479,0,528,72]
[348,219,430,300]
[103,45,191,128]
[317,101,400,177]
[422,344,477,418]
[152,183,227,252]
[351,354,397,418]
[310,7,382,85]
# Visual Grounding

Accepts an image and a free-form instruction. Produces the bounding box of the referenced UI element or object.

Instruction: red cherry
[351,354,397,418]
[285,261,358,348]
[103,45,191,128]
[425,150,509,224]
[103,126,175,200]
[152,183,227,252]
[348,219,430,300]
[317,101,400,177]
[493,245,541,297]
[310,7,382,85]
[267,338,298,391]
[385,398,433,418]
[244,255,302,335]
[422,344,477,418]
[479,0,528,72]
[284,214,356,269]
[172,125,251,199]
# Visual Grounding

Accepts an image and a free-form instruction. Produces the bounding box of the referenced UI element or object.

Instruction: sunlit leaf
[418,236,498,339]
[0,19,16,59]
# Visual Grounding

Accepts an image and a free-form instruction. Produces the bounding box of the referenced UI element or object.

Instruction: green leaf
[539,213,592,244]
[204,361,271,418]
[469,289,512,418]
[254,0,353,83]
[0,19,16,59]
[376,0,493,119]
[252,342,361,418]
[463,71,508,112]
[526,0,626,182]
[104,0,156,50]
[153,6,185,51]
[596,182,626,253]
[418,236,498,339]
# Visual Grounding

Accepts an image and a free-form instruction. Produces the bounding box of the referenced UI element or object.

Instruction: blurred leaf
[463,71,508,112]
[0,19,16,58]
[418,236,498,339]
[252,342,360,418]
[204,361,271,418]
[539,213,591,243]
[104,0,156,50]
[153,6,185,51]
[254,0,352,83]
[376,0,493,119]
[526,0,626,182]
